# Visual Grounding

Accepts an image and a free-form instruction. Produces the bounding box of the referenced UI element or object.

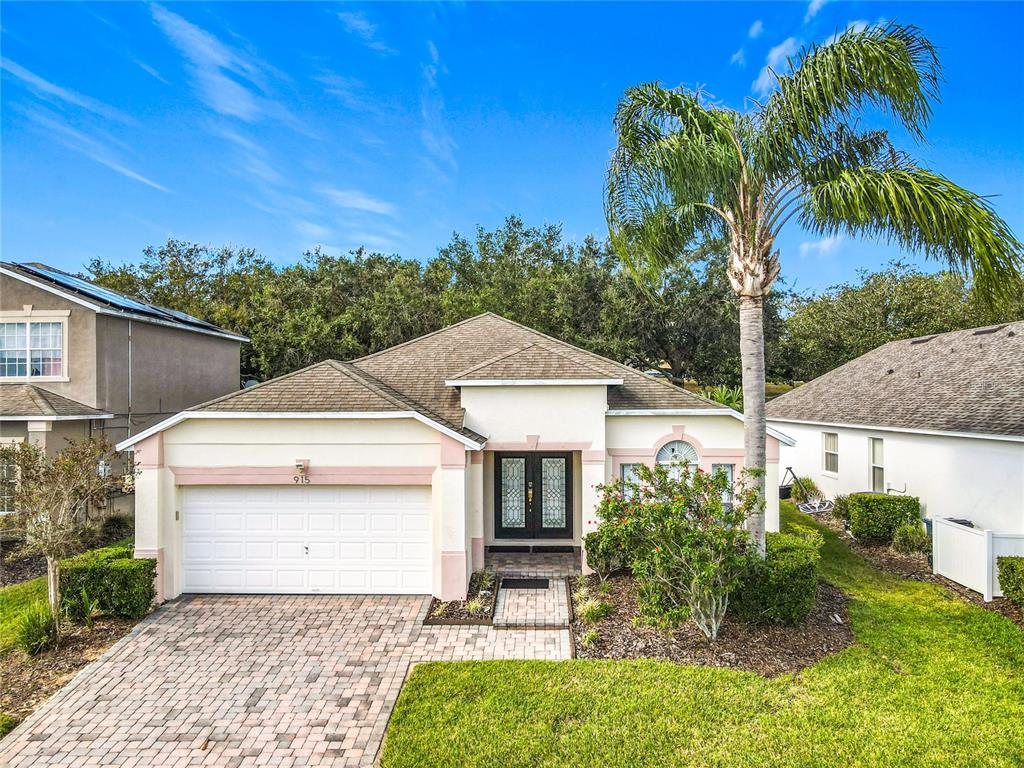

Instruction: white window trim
[822,432,839,478]
[0,308,70,383]
[869,437,885,493]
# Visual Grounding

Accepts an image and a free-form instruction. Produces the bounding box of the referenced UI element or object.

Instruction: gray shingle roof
[766,321,1024,437]
[0,384,111,419]
[353,313,720,424]
[448,343,615,381]
[186,314,720,441]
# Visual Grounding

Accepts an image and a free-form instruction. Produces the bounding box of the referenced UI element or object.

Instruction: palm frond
[802,159,1023,300]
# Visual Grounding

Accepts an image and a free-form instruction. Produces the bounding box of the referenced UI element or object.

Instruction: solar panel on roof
[16,264,221,332]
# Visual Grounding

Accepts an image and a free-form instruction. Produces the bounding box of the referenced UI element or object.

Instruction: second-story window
[0,321,63,378]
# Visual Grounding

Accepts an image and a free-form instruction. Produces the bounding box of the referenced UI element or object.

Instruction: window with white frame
[0,460,15,514]
[620,463,642,484]
[711,463,735,508]
[656,440,699,480]
[869,437,885,493]
[823,432,839,473]
[0,321,64,377]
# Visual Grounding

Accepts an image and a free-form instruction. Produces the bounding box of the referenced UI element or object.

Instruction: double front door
[494,452,573,539]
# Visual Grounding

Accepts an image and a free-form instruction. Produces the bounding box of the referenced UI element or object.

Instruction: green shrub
[997,557,1024,608]
[0,712,17,739]
[64,586,100,627]
[848,493,921,542]
[583,529,621,579]
[791,477,822,503]
[579,628,598,649]
[593,463,757,639]
[892,521,931,555]
[700,384,742,410]
[577,598,611,625]
[832,494,850,522]
[17,601,58,655]
[732,532,822,626]
[100,514,134,542]
[60,544,156,620]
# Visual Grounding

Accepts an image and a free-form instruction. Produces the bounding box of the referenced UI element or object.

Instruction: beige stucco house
[120,313,791,602]
[1,262,248,493]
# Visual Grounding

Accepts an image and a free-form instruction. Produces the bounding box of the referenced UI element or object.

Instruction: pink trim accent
[581,450,606,465]
[134,547,164,603]
[652,425,706,459]
[484,440,592,451]
[609,427,750,477]
[440,550,468,600]
[440,435,467,469]
[767,435,780,461]
[169,465,436,485]
[471,537,485,571]
[470,451,484,465]
[134,433,163,469]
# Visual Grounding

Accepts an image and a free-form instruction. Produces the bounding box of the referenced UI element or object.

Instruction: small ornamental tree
[591,463,759,640]
[0,438,125,638]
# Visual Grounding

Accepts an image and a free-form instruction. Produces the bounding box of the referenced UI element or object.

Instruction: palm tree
[605,23,1022,553]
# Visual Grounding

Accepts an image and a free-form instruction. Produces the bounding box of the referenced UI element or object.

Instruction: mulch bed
[1,616,137,731]
[814,515,1024,630]
[571,573,853,677]
[424,570,498,625]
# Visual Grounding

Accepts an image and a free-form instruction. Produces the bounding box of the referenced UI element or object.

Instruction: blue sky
[2,1,1022,293]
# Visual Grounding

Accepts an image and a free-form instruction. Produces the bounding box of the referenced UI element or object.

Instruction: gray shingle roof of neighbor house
[0,384,113,420]
[0,262,249,342]
[766,321,1024,438]
[183,313,722,440]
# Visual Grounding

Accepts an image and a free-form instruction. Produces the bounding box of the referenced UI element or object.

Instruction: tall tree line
[87,217,1020,387]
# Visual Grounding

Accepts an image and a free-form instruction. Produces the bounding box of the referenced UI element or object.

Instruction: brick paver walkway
[0,595,569,768]
[492,579,570,628]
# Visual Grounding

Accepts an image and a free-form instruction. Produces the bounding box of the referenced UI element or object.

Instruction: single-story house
[766,321,1024,600]
[119,313,791,602]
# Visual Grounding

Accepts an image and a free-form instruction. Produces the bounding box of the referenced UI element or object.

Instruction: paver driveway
[0,595,570,768]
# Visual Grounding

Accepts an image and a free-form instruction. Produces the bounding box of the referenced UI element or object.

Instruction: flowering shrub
[589,463,760,640]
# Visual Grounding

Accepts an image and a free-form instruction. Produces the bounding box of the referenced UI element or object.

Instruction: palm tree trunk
[46,555,62,638]
[739,295,767,556]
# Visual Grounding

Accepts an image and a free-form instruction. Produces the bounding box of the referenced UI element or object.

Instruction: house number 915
[293,475,310,484]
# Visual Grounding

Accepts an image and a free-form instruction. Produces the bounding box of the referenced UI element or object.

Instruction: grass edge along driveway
[382,504,1024,768]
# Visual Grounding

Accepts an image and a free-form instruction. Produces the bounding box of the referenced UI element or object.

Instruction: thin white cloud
[730,48,746,66]
[805,0,828,22]
[0,57,133,122]
[799,235,843,259]
[420,40,456,173]
[295,220,333,241]
[17,106,168,192]
[825,20,869,45]
[320,186,396,216]
[753,37,799,97]
[133,58,169,85]
[151,4,281,122]
[213,125,283,184]
[748,20,763,39]
[336,11,397,55]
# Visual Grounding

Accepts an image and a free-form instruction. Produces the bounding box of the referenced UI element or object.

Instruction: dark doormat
[502,578,549,590]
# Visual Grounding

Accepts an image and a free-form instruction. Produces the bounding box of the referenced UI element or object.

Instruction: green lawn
[382,504,1024,767]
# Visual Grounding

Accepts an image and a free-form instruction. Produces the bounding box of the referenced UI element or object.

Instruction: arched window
[656,440,698,478]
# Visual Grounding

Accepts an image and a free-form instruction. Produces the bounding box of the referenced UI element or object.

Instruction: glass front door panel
[500,457,527,529]
[540,457,567,529]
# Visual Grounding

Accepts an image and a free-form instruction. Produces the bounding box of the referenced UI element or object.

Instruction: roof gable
[766,322,1024,437]
[448,343,617,382]
[353,313,720,427]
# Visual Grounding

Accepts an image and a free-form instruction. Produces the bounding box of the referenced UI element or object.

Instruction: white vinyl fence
[932,517,1024,601]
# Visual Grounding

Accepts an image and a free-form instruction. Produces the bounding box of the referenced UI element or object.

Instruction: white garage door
[181,485,432,594]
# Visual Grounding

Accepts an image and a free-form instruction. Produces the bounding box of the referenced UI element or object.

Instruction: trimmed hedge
[732,531,822,626]
[997,556,1024,608]
[60,544,156,620]
[848,493,920,542]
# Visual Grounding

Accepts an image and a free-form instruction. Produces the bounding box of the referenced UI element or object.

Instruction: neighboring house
[0,263,248,512]
[119,313,793,602]
[766,321,1024,600]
